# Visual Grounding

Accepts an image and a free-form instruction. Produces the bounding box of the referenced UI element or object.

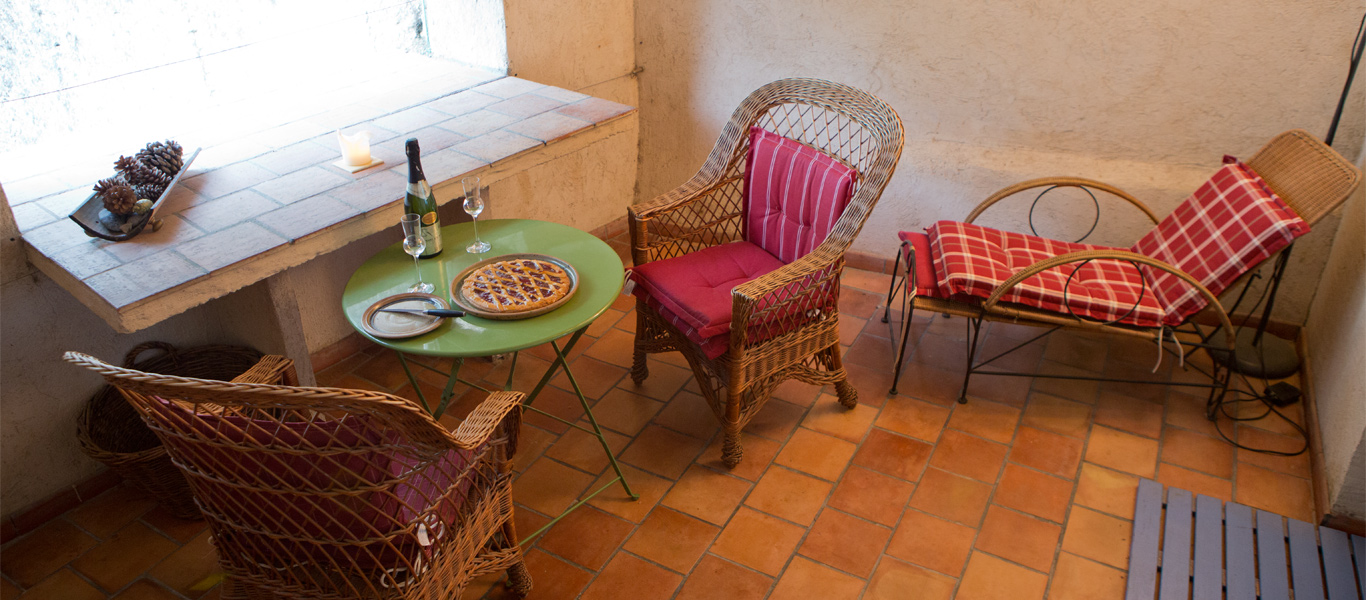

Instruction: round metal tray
[448,253,579,320]
[360,293,450,339]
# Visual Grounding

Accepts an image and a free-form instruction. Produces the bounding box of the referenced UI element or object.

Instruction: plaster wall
[635,0,1365,324]
[1304,155,1366,520]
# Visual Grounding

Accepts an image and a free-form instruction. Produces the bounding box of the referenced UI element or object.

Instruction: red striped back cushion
[1130,157,1309,324]
[743,127,858,263]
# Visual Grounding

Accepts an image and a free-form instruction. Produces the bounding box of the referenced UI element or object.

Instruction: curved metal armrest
[981,249,1235,349]
[451,390,525,451]
[729,245,842,348]
[965,177,1160,226]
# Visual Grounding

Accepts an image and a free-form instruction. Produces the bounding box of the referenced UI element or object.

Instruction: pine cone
[95,179,138,215]
[115,155,172,188]
[133,182,166,201]
[136,140,184,178]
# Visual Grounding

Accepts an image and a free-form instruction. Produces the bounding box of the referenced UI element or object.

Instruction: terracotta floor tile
[584,328,637,368]
[147,529,218,598]
[768,556,866,600]
[1230,395,1306,438]
[591,388,665,436]
[955,551,1048,600]
[352,351,411,390]
[744,399,808,442]
[0,578,18,600]
[866,556,956,600]
[71,521,179,592]
[964,369,1032,408]
[1044,331,1108,373]
[947,398,1021,444]
[893,361,968,407]
[710,508,806,576]
[1093,391,1164,438]
[845,333,898,372]
[1060,507,1132,569]
[975,328,1047,373]
[1235,425,1311,478]
[928,429,1008,483]
[851,428,934,481]
[1009,426,1085,479]
[1021,392,1092,438]
[513,456,597,516]
[1162,427,1234,479]
[653,391,721,439]
[775,427,857,481]
[797,509,891,577]
[137,506,208,545]
[622,507,719,573]
[1031,361,1101,404]
[874,396,950,442]
[1048,551,1127,600]
[585,464,673,523]
[800,394,877,442]
[0,519,99,587]
[908,468,992,526]
[699,433,780,481]
[543,426,632,475]
[515,425,559,466]
[17,569,104,600]
[910,332,968,372]
[520,386,587,434]
[1084,425,1158,478]
[1156,463,1233,503]
[744,466,832,526]
[1234,463,1316,522]
[1074,462,1140,518]
[840,287,884,320]
[620,424,707,479]
[517,547,593,600]
[674,554,773,600]
[483,354,554,396]
[1164,391,1222,437]
[551,357,628,401]
[622,359,695,403]
[660,465,753,526]
[111,578,182,600]
[772,379,823,407]
[828,466,916,527]
[974,505,1062,572]
[994,463,1073,523]
[513,504,553,545]
[538,506,634,570]
[885,509,976,576]
[65,485,157,539]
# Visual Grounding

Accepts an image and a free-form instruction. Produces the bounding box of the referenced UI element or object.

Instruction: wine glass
[462,176,491,254]
[400,213,434,293]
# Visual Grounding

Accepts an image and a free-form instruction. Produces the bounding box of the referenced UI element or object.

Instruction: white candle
[337,130,372,167]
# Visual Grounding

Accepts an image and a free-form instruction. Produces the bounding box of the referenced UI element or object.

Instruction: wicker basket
[76,342,262,519]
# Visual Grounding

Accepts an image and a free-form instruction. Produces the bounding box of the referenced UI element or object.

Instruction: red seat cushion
[631,241,786,358]
[1131,157,1309,324]
[897,231,942,297]
[743,127,858,264]
[929,221,1167,326]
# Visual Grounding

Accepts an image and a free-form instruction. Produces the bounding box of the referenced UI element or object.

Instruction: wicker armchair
[629,78,905,467]
[65,351,531,600]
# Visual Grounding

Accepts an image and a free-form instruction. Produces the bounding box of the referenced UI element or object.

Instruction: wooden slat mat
[1126,478,1366,599]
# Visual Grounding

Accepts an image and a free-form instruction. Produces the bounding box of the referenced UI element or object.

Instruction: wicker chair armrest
[228,355,297,385]
[729,246,843,350]
[981,249,1235,350]
[451,390,526,450]
[964,177,1160,226]
[629,175,745,265]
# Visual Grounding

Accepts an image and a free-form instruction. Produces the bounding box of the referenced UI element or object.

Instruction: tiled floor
[0,268,1318,599]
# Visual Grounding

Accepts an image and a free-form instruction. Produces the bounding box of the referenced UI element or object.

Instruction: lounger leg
[889,297,916,396]
[882,242,907,324]
[1205,363,1232,421]
[957,317,983,404]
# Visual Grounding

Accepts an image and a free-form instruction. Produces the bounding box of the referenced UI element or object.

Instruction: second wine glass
[462,176,491,254]
[400,213,434,294]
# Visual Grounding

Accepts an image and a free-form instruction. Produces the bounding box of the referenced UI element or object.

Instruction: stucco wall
[635,0,1365,324]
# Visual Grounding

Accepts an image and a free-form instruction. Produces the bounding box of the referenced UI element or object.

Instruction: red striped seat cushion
[1130,157,1309,324]
[929,221,1166,326]
[743,127,858,264]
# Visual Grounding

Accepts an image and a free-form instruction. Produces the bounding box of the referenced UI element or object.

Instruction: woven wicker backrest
[64,351,516,599]
[654,78,904,257]
[1246,129,1362,226]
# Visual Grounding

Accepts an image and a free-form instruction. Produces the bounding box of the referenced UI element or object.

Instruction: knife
[376,308,466,318]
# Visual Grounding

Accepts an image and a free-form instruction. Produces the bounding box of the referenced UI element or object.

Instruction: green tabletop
[343,219,625,357]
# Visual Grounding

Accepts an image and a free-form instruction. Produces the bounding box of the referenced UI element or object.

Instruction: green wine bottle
[404,138,442,258]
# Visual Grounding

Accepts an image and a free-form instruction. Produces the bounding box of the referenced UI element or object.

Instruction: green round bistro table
[343,218,636,540]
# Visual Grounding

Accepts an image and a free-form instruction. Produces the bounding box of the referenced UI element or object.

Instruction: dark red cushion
[630,241,786,342]
[897,231,941,297]
[743,127,858,264]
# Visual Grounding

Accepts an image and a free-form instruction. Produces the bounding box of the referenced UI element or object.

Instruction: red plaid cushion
[1131,157,1308,324]
[929,221,1166,326]
[744,127,858,264]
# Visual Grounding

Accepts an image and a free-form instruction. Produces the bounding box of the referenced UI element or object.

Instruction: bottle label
[421,211,442,255]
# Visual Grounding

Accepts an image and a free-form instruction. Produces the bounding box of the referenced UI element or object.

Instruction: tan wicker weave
[65,351,531,600]
[892,129,1362,396]
[629,78,905,468]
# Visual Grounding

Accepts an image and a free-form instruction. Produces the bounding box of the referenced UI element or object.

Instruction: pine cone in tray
[114,155,172,189]
[93,177,138,215]
[132,182,165,201]
[136,140,184,178]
